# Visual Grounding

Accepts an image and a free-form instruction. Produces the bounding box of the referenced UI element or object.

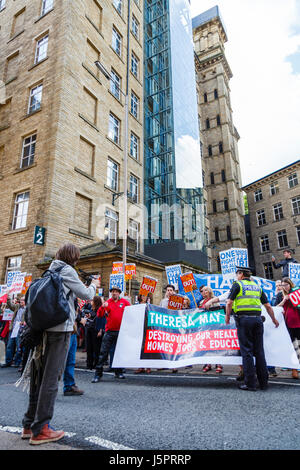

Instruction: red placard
[125,264,136,281]
[180,272,196,293]
[289,289,300,307]
[139,276,157,296]
[168,294,184,310]
[112,262,123,274]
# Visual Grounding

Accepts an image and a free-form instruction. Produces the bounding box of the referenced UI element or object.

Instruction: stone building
[0,0,144,281]
[243,160,300,280]
[192,6,246,272]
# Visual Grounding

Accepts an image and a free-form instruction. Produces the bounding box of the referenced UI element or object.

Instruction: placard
[139,276,157,296]
[288,263,300,284]
[2,309,14,321]
[220,248,248,280]
[289,289,300,307]
[125,264,136,281]
[168,294,184,310]
[109,273,125,294]
[165,265,182,291]
[112,262,123,274]
[180,272,197,293]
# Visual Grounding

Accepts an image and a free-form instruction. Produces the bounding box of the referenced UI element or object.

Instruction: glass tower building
[144,0,208,269]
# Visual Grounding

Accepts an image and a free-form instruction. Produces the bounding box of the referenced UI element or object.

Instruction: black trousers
[95,330,122,376]
[85,328,99,369]
[235,316,268,389]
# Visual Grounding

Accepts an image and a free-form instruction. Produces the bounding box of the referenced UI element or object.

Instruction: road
[0,364,299,452]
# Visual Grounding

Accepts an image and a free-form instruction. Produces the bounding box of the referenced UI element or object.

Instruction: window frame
[130,132,139,160]
[273,202,283,222]
[277,229,288,249]
[12,191,30,230]
[20,133,37,169]
[260,234,270,253]
[41,0,53,16]
[108,112,120,145]
[288,172,298,189]
[112,26,122,57]
[28,83,43,114]
[106,158,119,192]
[129,174,139,203]
[105,208,118,244]
[34,34,49,64]
[256,208,266,226]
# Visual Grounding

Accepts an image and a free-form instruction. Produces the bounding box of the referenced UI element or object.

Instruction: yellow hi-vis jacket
[234,279,262,314]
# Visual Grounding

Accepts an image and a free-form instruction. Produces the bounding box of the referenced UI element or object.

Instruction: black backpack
[25,266,71,332]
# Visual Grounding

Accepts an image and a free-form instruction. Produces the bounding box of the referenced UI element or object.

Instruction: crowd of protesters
[0,243,299,445]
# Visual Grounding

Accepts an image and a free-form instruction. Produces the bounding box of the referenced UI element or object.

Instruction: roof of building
[192,5,227,37]
[242,159,300,190]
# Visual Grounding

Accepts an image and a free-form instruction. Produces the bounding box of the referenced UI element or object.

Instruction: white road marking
[85,435,134,450]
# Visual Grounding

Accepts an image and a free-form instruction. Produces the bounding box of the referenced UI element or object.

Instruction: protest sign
[125,264,136,281]
[6,271,21,288]
[2,309,14,321]
[21,274,32,295]
[10,273,26,295]
[168,294,184,310]
[0,285,7,296]
[180,272,197,293]
[289,289,300,307]
[11,321,21,339]
[113,304,299,370]
[139,276,157,296]
[112,262,123,274]
[109,273,125,294]
[78,299,87,309]
[288,263,300,284]
[0,294,7,304]
[220,248,248,280]
[165,265,182,291]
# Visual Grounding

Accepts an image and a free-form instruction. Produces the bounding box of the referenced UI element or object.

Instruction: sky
[190,0,300,186]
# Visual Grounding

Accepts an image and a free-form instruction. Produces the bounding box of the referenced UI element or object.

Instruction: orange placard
[180,272,196,293]
[21,274,32,295]
[139,276,157,296]
[112,262,123,274]
[125,264,136,281]
[168,294,184,310]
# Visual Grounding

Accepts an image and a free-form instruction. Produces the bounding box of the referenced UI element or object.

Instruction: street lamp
[95,1,131,274]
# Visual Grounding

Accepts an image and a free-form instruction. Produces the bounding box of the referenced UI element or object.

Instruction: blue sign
[165,265,182,290]
[109,273,125,294]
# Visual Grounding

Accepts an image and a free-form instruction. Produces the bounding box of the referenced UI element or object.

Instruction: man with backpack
[21,243,99,445]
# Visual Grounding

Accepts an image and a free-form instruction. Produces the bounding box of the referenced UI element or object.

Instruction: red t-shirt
[97,298,131,332]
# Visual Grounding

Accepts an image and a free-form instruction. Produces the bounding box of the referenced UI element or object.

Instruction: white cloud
[191,0,300,186]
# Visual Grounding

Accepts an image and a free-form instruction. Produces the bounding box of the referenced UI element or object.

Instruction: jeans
[63,333,77,392]
[235,316,268,389]
[22,331,71,436]
[5,333,22,366]
[95,331,123,376]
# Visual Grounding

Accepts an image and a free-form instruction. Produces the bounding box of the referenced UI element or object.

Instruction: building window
[131,52,139,78]
[12,191,29,230]
[130,91,139,119]
[296,226,300,244]
[130,132,139,160]
[210,172,214,184]
[216,114,221,126]
[129,174,139,203]
[256,209,266,226]
[204,93,208,103]
[254,189,263,202]
[277,230,288,249]
[214,89,218,99]
[0,0,6,11]
[292,196,300,215]
[20,134,36,168]
[108,113,120,144]
[208,145,212,157]
[110,69,121,100]
[263,262,274,280]
[112,27,122,56]
[270,181,279,195]
[35,35,49,64]
[226,225,231,241]
[41,0,53,16]
[213,199,217,213]
[105,209,118,244]
[273,203,283,221]
[288,172,298,188]
[224,198,229,211]
[106,159,119,191]
[129,219,139,250]
[260,235,270,253]
[113,0,122,14]
[215,228,219,242]
[5,256,22,283]
[219,142,223,153]
[131,14,139,39]
[28,84,42,114]
[221,169,226,182]
[206,118,210,129]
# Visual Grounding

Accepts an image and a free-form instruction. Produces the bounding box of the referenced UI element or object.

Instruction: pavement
[0,348,298,451]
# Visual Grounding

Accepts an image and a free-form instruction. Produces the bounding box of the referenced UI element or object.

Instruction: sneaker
[115,373,125,379]
[63,385,84,396]
[21,428,32,440]
[29,424,65,445]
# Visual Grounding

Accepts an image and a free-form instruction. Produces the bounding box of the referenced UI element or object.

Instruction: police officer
[225,266,279,391]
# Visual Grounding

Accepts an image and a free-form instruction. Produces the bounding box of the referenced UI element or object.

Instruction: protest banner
[165,265,182,291]
[168,294,184,310]
[139,276,157,296]
[21,274,32,295]
[0,285,7,296]
[2,309,14,321]
[6,271,21,288]
[78,299,87,309]
[220,248,248,280]
[112,262,123,274]
[288,263,300,284]
[112,304,299,370]
[109,273,125,294]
